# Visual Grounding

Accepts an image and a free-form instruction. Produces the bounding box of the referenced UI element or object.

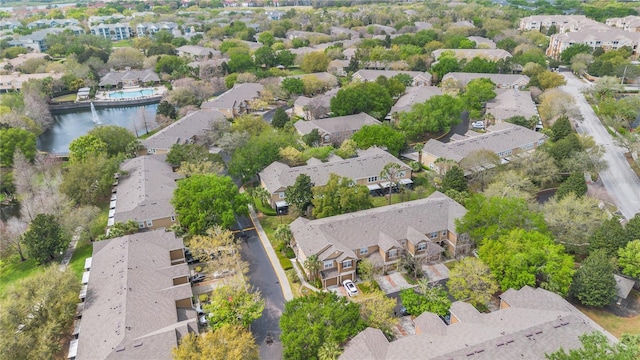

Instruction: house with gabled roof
[258,147,411,209]
[468,36,496,49]
[98,69,160,89]
[420,123,547,171]
[109,154,181,230]
[441,72,530,89]
[200,82,264,118]
[485,89,538,123]
[387,86,442,121]
[290,191,468,288]
[72,230,197,360]
[141,109,226,155]
[176,45,221,60]
[432,49,512,62]
[340,285,617,360]
[352,69,432,86]
[293,113,381,146]
[292,88,338,120]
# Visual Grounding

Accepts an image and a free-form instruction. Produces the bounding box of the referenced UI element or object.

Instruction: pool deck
[93,86,167,101]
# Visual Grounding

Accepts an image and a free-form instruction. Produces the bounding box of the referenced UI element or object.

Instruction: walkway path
[247,205,294,301]
[59,227,82,271]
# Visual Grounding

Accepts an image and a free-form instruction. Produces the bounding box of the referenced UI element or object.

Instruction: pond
[37,104,158,154]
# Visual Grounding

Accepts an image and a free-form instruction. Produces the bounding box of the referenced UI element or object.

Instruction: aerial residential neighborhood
[2,1,640,360]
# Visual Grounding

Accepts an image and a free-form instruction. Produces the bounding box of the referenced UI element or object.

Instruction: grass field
[68,240,93,279]
[0,255,44,298]
[576,291,640,338]
[51,94,77,103]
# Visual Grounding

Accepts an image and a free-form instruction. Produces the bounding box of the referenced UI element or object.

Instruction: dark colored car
[190,273,205,284]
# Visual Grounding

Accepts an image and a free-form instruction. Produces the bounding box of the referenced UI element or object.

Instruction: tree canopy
[441,166,467,193]
[0,127,36,167]
[172,174,249,234]
[618,240,640,279]
[330,82,393,121]
[285,174,314,215]
[399,284,451,316]
[22,214,67,264]
[479,228,575,296]
[570,249,617,307]
[311,173,373,218]
[447,257,499,308]
[68,134,108,163]
[546,332,639,360]
[88,125,138,158]
[172,324,259,360]
[398,94,463,140]
[280,292,365,360]
[0,267,80,360]
[203,285,264,330]
[351,124,406,156]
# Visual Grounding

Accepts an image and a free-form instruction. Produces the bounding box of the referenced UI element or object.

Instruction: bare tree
[0,218,28,261]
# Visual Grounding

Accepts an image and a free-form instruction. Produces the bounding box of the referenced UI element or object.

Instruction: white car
[471,121,485,129]
[343,280,358,297]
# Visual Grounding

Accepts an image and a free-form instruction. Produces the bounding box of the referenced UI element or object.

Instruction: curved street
[560,71,640,219]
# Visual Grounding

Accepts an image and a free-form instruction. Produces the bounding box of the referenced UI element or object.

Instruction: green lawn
[112,39,133,47]
[0,255,44,298]
[51,94,77,103]
[576,291,640,338]
[68,240,93,280]
[371,187,435,207]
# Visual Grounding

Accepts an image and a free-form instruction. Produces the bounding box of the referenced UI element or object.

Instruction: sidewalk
[59,227,82,272]
[248,205,294,301]
[290,258,321,293]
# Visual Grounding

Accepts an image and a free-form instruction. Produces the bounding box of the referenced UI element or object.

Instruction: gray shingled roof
[200,82,263,111]
[290,191,466,261]
[293,113,381,137]
[423,123,547,163]
[341,286,618,360]
[390,86,442,115]
[176,45,220,57]
[141,109,226,151]
[76,230,196,360]
[486,89,538,121]
[441,72,530,88]
[614,274,635,300]
[259,147,408,194]
[99,69,159,86]
[340,328,389,360]
[353,69,432,82]
[113,154,182,224]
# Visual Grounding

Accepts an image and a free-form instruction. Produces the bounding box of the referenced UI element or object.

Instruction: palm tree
[380,162,403,206]
[274,224,293,249]
[304,254,321,282]
[414,142,424,166]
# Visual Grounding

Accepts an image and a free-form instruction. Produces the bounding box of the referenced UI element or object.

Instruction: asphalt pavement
[240,229,285,360]
[560,72,640,219]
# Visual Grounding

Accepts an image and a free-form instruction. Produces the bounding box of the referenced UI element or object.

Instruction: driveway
[422,263,450,283]
[240,229,285,360]
[560,72,640,219]
[376,272,415,294]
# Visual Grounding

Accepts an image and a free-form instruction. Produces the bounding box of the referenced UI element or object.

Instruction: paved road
[240,229,285,360]
[560,72,640,219]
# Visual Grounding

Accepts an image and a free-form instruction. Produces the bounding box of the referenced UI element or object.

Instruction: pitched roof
[200,82,264,111]
[176,45,220,57]
[259,147,408,194]
[486,89,538,121]
[423,123,547,162]
[432,49,512,61]
[142,109,226,151]
[293,112,381,136]
[290,192,466,260]
[468,36,496,49]
[113,154,182,224]
[340,328,389,360]
[76,230,197,360]
[390,86,442,115]
[441,72,530,88]
[99,69,160,86]
[353,69,432,82]
[614,274,635,300]
[341,286,618,360]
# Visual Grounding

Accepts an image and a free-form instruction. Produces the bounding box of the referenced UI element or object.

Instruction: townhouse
[387,86,442,121]
[341,286,617,359]
[546,25,640,58]
[71,230,197,360]
[290,191,468,288]
[421,123,548,171]
[90,23,133,41]
[440,72,530,89]
[200,82,264,118]
[98,69,160,89]
[109,154,181,230]
[259,147,411,210]
[352,69,432,86]
[293,113,381,146]
[519,15,589,31]
[485,89,539,123]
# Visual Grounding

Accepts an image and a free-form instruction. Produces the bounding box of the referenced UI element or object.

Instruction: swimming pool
[108,89,156,99]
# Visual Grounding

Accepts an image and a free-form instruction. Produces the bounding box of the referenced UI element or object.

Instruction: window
[430,232,438,239]
[442,230,448,237]
[397,170,406,177]
[146,220,153,227]
[324,260,333,269]
[359,248,368,255]
[147,148,156,154]
[171,216,176,222]
[367,176,378,183]
[417,242,427,251]
[278,192,285,199]
[388,249,398,258]
[324,135,330,142]
[138,222,145,229]
[343,260,352,269]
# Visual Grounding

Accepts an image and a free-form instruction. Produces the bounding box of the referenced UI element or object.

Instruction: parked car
[342,279,358,297]
[190,273,205,284]
[213,269,235,279]
[471,121,485,129]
